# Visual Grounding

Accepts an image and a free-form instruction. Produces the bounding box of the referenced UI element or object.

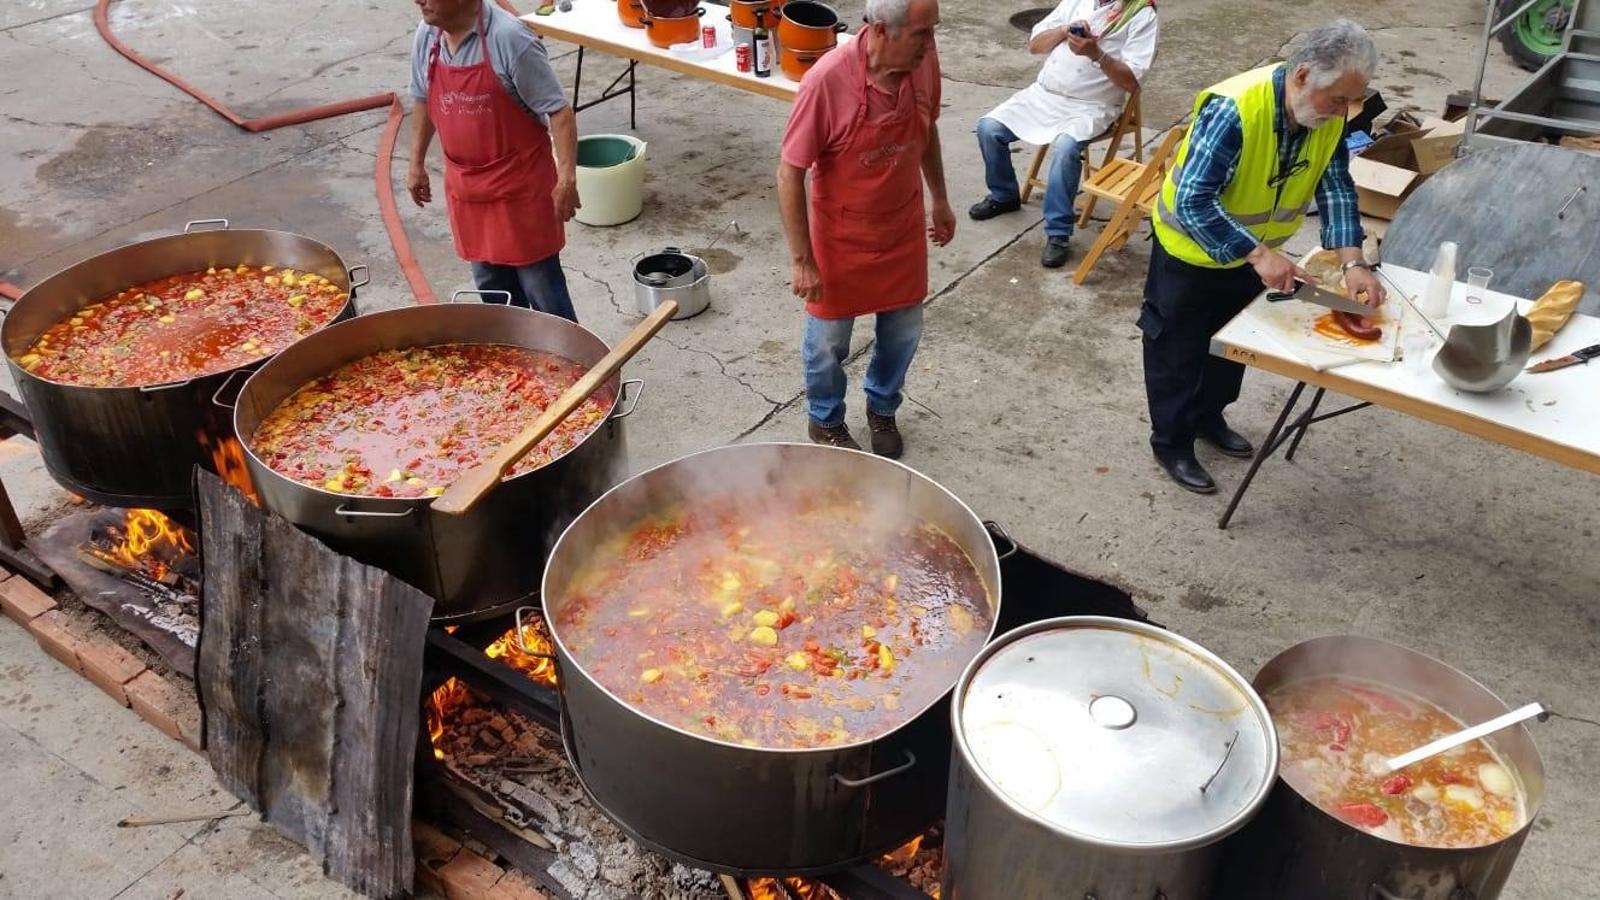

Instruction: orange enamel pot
[640,8,703,48]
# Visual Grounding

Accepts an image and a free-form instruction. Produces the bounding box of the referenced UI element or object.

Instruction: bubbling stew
[555,490,993,749]
[16,265,346,387]
[1267,676,1525,848]
[251,343,607,499]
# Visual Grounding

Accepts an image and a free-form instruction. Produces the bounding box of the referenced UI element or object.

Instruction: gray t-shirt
[409,2,567,123]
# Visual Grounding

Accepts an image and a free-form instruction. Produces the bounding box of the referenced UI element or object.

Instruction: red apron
[806,36,932,320]
[427,7,564,266]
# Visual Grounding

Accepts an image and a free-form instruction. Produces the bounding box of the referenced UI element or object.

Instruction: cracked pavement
[0,0,1595,897]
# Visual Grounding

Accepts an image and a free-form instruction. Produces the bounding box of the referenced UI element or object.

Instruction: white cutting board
[1238,250,1402,371]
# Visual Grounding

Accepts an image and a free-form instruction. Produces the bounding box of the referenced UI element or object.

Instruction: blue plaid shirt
[1173,66,1363,264]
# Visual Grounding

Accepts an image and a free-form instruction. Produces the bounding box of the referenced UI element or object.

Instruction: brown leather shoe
[866,411,903,459]
[808,419,862,451]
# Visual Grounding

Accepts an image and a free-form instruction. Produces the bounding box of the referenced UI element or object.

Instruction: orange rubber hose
[91,0,438,303]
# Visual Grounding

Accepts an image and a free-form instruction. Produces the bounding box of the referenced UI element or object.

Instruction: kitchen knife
[1265,279,1379,318]
[1526,342,1600,373]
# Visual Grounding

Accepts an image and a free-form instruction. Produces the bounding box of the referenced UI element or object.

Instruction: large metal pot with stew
[1,219,362,508]
[231,301,638,619]
[942,616,1278,900]
[540,442,1002,875]
[1215,636,1546,900]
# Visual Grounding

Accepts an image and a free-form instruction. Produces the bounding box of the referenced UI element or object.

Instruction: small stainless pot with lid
[942,616,1278,900]
[632,247,710,319]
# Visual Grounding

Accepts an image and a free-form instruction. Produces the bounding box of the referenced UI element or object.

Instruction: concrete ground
[1,0,1593,898]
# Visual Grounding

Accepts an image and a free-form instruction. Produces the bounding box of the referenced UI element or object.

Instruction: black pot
[541,443,1004,874]
[1,221,361,508]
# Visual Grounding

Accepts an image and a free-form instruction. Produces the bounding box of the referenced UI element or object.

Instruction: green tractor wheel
[1497,0,1574,71]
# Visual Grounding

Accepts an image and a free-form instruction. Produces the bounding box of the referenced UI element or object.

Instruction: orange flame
[880,834,923,869]
[743,878,840,900]
[97,508,195,585]
[197,428,259,504]
[484,617,559,687]
[426,677,471,761]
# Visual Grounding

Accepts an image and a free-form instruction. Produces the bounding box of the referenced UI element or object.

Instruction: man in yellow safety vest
[1141,19,1386,493]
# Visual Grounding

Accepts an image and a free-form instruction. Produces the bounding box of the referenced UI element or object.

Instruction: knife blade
[1265,279,1378,318]
[1526,342,1600,373]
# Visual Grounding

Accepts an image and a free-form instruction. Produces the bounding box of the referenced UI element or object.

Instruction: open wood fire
[78,507,201,600]
[486,615,559,687]
[197,427,260,504]
[739,835,941,900]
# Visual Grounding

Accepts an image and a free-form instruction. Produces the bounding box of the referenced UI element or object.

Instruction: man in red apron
[777,0,955,458]
[408,0,581,321]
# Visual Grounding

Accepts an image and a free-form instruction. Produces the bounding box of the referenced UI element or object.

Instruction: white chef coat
[985,0,1158,146]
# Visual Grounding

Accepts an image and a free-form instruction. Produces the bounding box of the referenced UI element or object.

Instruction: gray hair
[864,0,913,32]
[1287,19,1378,87]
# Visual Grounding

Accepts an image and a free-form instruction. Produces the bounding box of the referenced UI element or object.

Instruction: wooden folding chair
[1070,124,1186,285]
[1018,93,1145,207]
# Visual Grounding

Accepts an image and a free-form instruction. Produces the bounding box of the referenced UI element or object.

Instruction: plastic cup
[1465,267,1493,304]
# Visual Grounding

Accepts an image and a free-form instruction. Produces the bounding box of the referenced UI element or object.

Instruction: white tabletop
[1211,263,1600,475]
[524,2,852,102]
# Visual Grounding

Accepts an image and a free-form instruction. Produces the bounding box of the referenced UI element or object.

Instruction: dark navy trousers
[1138,236,1266,460]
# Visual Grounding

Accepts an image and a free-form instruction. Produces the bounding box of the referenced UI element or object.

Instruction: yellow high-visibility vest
[1152,65,1345,269]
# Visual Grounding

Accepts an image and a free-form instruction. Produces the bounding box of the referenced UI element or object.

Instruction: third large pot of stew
[541,442,1003,875]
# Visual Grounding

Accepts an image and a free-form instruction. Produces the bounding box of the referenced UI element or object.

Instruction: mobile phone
[1068,23,1090,37]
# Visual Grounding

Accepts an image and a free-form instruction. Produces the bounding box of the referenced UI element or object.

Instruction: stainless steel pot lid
[953,616,1278,849]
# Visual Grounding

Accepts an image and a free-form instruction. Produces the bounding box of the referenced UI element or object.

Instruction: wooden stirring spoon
[431,300,678,515]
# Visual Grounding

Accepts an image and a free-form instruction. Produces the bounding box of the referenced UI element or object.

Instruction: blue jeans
[469,255,578,322]
[802,305,925,428]
[975,116,1083,240]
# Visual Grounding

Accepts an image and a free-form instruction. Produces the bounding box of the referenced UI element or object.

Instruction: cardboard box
[1348,117,1464,220]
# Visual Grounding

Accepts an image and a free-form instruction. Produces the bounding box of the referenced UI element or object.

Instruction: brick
[488,869,549,900]
[126,670,202,750]
[414,820,462,896]
[27,610,84,673]
[437,849,505,900]
[77,638,147,707]
[0,576,57,625]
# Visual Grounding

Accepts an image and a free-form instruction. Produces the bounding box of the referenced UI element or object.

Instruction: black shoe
[1199,424,1255,459]
[1155,453,1217,494]
[1041,237,1072,268]
[866,410,904,459]
[968,196,1022,221]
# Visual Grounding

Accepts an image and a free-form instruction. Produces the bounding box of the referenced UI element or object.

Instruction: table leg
[1218,382,1306,530]
[628,61,636,129]
[1284,387,1326,462]
[572,46,584,110]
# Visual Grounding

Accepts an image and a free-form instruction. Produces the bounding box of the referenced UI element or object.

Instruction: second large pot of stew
[541,442,1003,875]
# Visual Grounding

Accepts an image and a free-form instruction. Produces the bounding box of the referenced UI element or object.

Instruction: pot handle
[450,289,514,304]
[184,218,230,233]
[334,503,416,519]
[833,749,915,788]
[210,368,251,409]
[347,264,370,291]
[514,606,557,659]
[138,378,194,393]
[1369,888,1474,900]
[984,520,1018,561]
[832,21,847,33]
[611,378,645,419]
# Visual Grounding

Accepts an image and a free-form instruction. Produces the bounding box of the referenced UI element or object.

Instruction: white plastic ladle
[1381,702,1548,774]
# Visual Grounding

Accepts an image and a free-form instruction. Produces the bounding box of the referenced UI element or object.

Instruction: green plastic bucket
[575,134,648,226]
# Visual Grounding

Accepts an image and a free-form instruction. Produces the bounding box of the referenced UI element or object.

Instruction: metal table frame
[1218,384,1373,529]
[570,47,637,128]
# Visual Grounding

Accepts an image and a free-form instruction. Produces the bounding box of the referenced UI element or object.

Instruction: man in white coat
[968,0,1157,268]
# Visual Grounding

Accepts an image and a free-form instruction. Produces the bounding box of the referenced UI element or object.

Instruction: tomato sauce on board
[15,265,346,387]
[251,343,607,499]
[556,491,993,749]
[1268,676,1525,848]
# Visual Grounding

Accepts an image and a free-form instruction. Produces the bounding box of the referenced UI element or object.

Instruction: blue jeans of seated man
[469,255,579,322]
[803,304,924,428]
[975,116,1084,240]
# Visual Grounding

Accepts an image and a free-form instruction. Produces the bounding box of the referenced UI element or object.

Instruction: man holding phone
[969,0,1157,268]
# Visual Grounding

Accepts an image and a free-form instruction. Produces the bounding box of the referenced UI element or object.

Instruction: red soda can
[735,44,752,72]
[701,26,716,48]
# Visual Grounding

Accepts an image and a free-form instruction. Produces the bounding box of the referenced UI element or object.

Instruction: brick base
[27,609,85,673]
[125,669,202,751]
[0,574,57,625]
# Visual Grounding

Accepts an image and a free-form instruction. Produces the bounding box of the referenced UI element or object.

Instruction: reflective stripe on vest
[1151,65,1344,269]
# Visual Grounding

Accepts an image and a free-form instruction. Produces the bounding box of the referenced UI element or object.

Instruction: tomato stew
[555,491,993,749]
[15,265,346,387]
[1268,676,1525,848]
[251,343,607,499]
